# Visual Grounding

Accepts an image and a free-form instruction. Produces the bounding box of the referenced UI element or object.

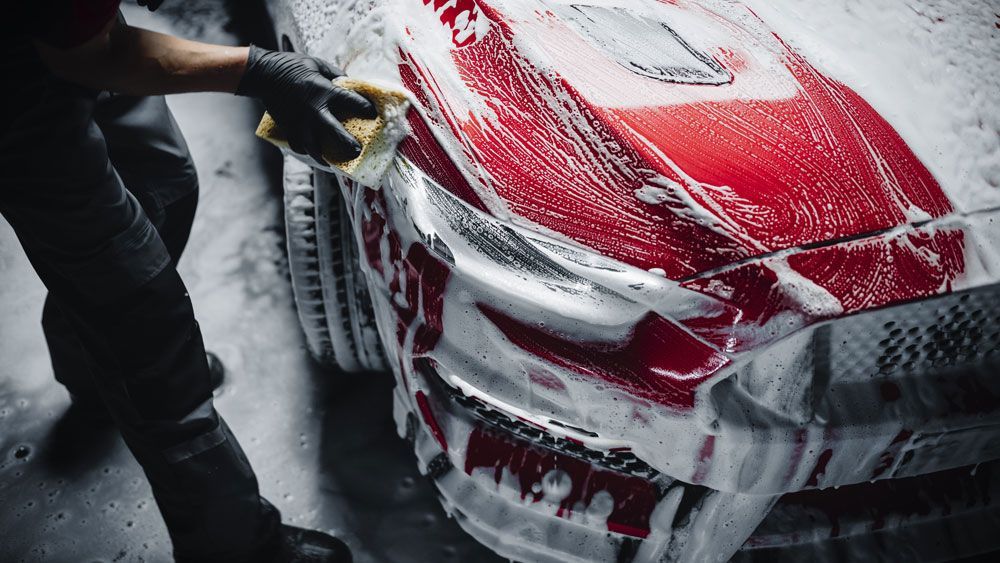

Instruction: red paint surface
[396,244,450,355]
[681,263,787,352]
[681,227,966,352]
[787,229,964,311]
[359,188,450,357]
[399,14,746,279]
[465,425,658,538]
[606,51,950,255]
[360,188,392,277]
[782,429,809,489]
[396,103,488,212]
[399,3,953,280]
[479,305,730,411]
[416,390,448,451]
[691,434,716,484]
[384,2,979,479]
[806,448,834,488]
[418,0,481,47]
[527,368,567,392]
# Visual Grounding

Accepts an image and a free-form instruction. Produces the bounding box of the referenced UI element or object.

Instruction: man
[0,1,374,561]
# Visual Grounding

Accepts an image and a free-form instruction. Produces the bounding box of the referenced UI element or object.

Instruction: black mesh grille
[877,294,1000,375]
[832,285,1000,380]
[431,371,661,480]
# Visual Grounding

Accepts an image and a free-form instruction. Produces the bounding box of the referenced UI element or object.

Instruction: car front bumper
[337,158,1000,561]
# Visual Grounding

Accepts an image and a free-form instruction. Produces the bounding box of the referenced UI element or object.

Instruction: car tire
[283,155,387,373]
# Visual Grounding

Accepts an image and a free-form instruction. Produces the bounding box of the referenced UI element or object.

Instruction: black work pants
[0,70,279,561]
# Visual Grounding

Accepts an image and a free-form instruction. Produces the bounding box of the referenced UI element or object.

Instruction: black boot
[271,525,352,563]
[43,395,119,474]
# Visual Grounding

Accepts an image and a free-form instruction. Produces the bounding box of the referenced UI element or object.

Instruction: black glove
[236,45,377,164]
[136,0,164,11]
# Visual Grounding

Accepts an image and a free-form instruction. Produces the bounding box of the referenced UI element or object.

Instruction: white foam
[742,0,1000,214]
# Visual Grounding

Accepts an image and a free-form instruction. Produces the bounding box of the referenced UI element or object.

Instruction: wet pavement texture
[0,3,502,562]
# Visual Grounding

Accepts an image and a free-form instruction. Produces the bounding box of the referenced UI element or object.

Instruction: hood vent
[558,4,732,85]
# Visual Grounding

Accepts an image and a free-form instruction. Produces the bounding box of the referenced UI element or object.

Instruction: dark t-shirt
[1,1,121,111]
[9,0,121,47]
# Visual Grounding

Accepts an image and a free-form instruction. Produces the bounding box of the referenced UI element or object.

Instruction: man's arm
[34,14,377,162]
[34,16,249,95]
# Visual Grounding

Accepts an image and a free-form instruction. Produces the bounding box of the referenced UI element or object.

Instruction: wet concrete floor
[0,3,503,562]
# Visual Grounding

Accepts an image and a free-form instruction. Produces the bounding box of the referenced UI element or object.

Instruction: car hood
[392,0,956,279]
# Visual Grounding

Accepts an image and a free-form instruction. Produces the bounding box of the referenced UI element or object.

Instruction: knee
[121,266,196,331]
[107,268,214,418]
[98,267,198,358]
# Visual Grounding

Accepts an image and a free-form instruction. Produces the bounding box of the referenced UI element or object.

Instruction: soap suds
[742,0,1000,214]
[275,1,1000,562]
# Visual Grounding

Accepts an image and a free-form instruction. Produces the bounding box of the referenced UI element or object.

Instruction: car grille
[418,359,662,480]
[829,284,1000,381]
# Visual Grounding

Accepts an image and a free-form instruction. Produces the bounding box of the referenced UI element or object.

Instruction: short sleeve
[32,0,122,49]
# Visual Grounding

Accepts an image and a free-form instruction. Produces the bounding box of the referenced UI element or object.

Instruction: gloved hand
[136,0,164,11]
[236,45,377,164]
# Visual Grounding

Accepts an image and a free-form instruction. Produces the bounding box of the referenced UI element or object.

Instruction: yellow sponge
[256,77,411,185]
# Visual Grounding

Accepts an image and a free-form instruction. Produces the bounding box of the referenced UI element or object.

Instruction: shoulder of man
[19,0,122,48]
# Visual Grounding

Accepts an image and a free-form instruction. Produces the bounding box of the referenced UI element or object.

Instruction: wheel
[283,155,387,372]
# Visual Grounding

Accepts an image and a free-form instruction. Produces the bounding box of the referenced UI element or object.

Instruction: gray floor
[0,3,501,562]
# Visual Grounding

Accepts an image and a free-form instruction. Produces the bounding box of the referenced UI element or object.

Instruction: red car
[267,1,1000,560]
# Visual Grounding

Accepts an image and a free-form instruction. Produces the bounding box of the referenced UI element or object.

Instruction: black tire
[283,155,387,372]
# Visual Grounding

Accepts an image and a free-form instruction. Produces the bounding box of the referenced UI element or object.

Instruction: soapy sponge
[256,77,411,186]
